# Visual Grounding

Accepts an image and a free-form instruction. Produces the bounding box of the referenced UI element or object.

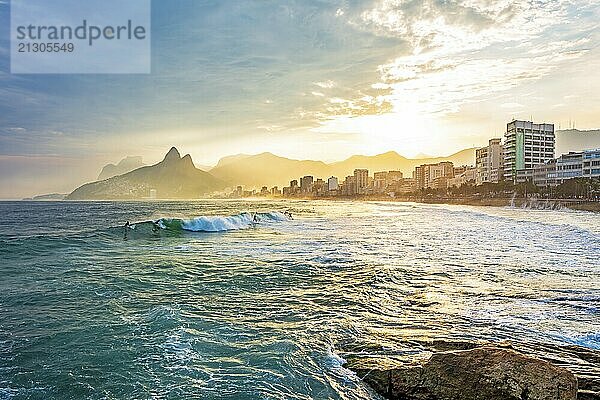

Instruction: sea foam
[157,211,288,233]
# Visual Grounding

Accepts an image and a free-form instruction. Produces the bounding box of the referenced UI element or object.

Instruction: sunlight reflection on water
[0,200,598,398]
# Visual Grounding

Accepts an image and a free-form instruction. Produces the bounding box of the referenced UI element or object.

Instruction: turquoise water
[1,200,599,399]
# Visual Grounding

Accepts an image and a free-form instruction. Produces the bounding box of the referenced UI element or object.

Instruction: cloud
[501,102,525,109]
[314,0,595,123]
[355,0,571,54]
[0,0,599,190]
[528,37,591,55]
[6,127,26,133]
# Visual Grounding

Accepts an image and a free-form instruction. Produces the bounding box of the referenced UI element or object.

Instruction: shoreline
[11,196,600,212]
[268,195,600,212]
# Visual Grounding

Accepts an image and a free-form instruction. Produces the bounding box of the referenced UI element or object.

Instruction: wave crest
[150,211,289,233]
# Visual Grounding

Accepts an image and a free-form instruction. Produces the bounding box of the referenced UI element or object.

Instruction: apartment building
[415,161,454,189]
[476,138,503,185]
[504,120,555,182]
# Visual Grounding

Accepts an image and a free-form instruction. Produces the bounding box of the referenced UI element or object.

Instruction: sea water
[1,200,599,399]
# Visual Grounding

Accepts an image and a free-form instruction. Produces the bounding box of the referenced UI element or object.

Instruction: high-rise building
[504,120,555,182]
[476,138,504,185]
[373,171,388,192]
[354,169,369,194]
[283,180,299,196]
[343,175,356,196]
[313,178,326,195]
[300,176,313,193]
[327,176,338,191]
[387,171,403,183]
[414,162,454,189]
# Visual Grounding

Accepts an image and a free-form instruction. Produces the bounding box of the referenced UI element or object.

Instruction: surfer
[284,211,293,220]
[124,221,130,239]
[253,214,259,223]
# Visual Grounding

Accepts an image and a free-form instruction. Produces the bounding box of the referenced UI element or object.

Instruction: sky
[0,0,599,198]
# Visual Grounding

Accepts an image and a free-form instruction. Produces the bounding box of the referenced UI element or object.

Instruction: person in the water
[253,214,259,223]
[123,221,130,239]
[284,211,293,220]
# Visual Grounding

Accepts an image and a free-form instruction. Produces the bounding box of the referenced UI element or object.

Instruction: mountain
[556,129,600,155]
[210,148,477,188]
[210,152,329,188]
[98,156,145,180]
[327,149,475,178]
[68,147,226,200]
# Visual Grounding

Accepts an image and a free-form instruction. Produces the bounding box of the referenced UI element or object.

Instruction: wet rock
[577,390,600,400]
[349,346,577,400]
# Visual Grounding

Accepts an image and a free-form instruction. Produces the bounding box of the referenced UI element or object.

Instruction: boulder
[350,346,577,400]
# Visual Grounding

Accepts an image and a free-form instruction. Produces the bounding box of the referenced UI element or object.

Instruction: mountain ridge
[68,133,599,199]
[68,147,226,200]
[209,148,477,188]
[98,156,145,181]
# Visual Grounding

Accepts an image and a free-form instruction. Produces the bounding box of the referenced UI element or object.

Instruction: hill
[556,129,600,154]
[327,148,475,179]
[210,148,476,188]
[210,152,329,188]
[68,148,226,200]
[98,156,145,180]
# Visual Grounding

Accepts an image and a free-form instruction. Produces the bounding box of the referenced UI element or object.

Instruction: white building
[504,120,555,182]
[476,138,503,185]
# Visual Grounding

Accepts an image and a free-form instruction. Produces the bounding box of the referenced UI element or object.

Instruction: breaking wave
[128,211,290,233]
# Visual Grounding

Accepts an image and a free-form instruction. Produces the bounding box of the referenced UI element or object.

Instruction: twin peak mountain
[67,146,476,200]
[68,147,223,200]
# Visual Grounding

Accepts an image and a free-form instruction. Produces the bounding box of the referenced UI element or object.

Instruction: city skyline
[6,121,600,199]
[227,119,600,199]
[1,1,600,198]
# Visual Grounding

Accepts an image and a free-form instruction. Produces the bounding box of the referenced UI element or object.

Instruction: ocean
[1,200,599,399]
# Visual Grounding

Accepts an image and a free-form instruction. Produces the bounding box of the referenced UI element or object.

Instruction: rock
[577,390,600,400]
[349,346,577,400]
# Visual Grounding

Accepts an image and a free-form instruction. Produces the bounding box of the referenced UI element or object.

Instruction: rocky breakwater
[347,346,580,400]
